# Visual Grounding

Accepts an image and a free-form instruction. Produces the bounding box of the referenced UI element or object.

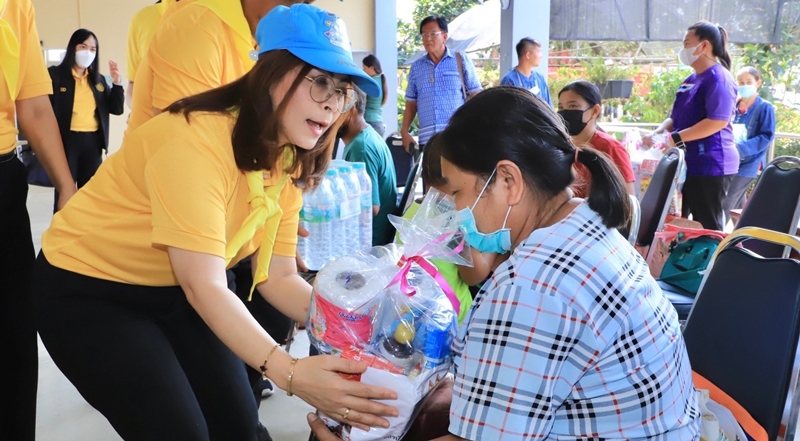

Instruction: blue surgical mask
[738,85,757,99]
[456,169,513,254]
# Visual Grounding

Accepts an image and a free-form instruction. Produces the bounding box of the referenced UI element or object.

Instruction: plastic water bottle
[298,204,312,270]
[326,169,348,260]
[351,162,373,250]
[333,162,361,255]
[302,178,336,270]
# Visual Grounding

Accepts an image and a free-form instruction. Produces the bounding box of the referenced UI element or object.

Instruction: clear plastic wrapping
[306,189,469,440]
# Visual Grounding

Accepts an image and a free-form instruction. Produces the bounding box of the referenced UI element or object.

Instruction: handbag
[18,144,53,187]
[659,235,720,294]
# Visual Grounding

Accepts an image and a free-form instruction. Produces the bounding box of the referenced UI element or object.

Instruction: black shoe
[258,422,273,441]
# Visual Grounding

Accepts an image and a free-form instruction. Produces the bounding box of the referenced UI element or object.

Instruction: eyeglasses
[420,31,443,40]
[304,75,356,113]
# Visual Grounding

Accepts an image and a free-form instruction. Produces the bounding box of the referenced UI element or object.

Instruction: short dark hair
[737,66,763,82]
[167,50,343,189]
[420,15,448,34]
[439,86,630,229]
[353,85,367,116]
[515,37,540,59]
[558,80,603,107]
[420,133,447,189]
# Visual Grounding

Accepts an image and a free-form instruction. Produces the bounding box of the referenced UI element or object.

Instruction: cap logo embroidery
[96,83,105,92]
[323,13,350,51]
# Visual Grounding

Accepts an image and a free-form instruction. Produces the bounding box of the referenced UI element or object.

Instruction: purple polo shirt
[670,64,739,176]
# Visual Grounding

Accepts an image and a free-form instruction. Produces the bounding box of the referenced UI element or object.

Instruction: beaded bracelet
[286,358,299,397]
[259,345,280,381]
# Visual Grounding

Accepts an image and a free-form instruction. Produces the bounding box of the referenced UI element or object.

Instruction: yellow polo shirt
[42,111,303,286]
[126,1,170,81]
[0,0,52,154]
[69,68,98,132]
[127,0,255,132]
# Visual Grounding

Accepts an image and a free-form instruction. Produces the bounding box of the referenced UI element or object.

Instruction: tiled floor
[28,185,314,440]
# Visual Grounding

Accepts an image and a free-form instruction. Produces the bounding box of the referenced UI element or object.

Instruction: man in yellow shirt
[125,0,176,107]
[0,0,76,438]
[127,0,310,132]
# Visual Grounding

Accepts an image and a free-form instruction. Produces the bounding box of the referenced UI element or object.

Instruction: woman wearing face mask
[557,81,636,197]
[310,86,700,441]
[361,54,387,137]
[48,29,124,210]
[721,66,775,224]
[34,6,398,440]
[643,21,738,230]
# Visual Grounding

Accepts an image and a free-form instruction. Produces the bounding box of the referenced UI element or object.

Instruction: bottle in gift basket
[301,177,336,271]
[351,162,373,251]
[326,168,348,260]
[332,161,361,255]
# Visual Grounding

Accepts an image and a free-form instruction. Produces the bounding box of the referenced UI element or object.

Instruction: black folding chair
[619,193,641,244]
[635,148,684,257]
[386,132,416,189]
[733,156,800,258]
[682,227,800,441]
[378,152,424,245]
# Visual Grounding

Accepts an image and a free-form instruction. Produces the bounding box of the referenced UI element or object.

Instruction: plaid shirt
[405,48,481,145]
[450,203,701,440]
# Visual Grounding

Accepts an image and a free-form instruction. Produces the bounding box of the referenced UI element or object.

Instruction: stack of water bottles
[297,160,373,271]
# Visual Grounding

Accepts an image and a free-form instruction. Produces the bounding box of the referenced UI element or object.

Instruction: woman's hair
[737,66,763,83]
[439,86,630,229]
[58,29,101,82]
[558,80,603,108]
[166,50,342,188]
[362,54,388,106]
[688,20,731,71]
[420,133,447,189]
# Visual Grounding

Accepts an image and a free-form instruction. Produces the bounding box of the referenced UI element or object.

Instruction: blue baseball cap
[255,4,381,98]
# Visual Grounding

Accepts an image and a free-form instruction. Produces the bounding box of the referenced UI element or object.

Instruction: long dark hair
[362,54,387,106]
[166,50,343,188]
[688,20,731,71]
[439,87,630,229]
[58,29,100,82]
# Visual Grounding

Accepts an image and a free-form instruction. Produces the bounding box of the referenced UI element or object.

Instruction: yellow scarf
[192,0,256,72]
[225,156,292,299]
[0,0,20,100]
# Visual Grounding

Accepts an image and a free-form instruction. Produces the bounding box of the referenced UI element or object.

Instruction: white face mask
[678,44,701,66]
[74,50,96,69]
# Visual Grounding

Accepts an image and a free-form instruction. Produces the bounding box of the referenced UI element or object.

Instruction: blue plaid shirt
[405,49,482,145]
[450,202,701,441]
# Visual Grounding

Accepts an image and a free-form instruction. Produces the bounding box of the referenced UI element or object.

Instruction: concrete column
[374,0,398,135]
[500,0,550,78]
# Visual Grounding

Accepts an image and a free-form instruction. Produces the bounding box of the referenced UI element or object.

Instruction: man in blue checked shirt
[499,38,552,107]
[401,15,482,153]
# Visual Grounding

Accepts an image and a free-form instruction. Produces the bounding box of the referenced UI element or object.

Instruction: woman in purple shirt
[644,21,738,230]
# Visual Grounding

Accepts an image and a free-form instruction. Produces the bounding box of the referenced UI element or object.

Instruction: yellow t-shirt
[0,0,52,154]
[42,111,303,286]
[125,1,169,81]
[127,0,255,133]
[69,68,98,132]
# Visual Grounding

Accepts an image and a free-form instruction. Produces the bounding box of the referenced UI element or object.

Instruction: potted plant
[584,60,635,99]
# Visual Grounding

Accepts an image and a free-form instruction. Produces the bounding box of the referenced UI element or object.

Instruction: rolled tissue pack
[307,188,471,441]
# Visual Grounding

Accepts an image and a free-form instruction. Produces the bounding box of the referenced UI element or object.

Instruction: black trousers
[35,253,260,441]
[682,174,729,230]
[54,130,104,211]
[0,154,37,441]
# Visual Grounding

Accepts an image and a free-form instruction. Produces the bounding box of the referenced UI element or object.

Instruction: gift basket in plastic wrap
[307,189,470,441]
[624,130,686,216]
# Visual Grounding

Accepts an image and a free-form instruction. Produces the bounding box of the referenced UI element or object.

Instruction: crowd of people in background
[0,0,779,439]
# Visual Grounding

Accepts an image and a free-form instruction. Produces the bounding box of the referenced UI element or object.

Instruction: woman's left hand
[108,60,121,85]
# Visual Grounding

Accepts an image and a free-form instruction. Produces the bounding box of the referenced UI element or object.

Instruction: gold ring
[343,408,351,420]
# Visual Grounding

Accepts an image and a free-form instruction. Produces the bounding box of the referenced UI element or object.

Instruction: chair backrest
[385,132,415,188]
[635,148,683,247]
[683,228,800,441]
[380,153,424,245]
[734,156,800,258]
[621,193,641,245]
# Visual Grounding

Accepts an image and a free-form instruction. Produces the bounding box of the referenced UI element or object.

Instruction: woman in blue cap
[34,5,398,440]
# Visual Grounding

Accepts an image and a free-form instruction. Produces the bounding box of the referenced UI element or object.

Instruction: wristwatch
[671,131,686,149]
